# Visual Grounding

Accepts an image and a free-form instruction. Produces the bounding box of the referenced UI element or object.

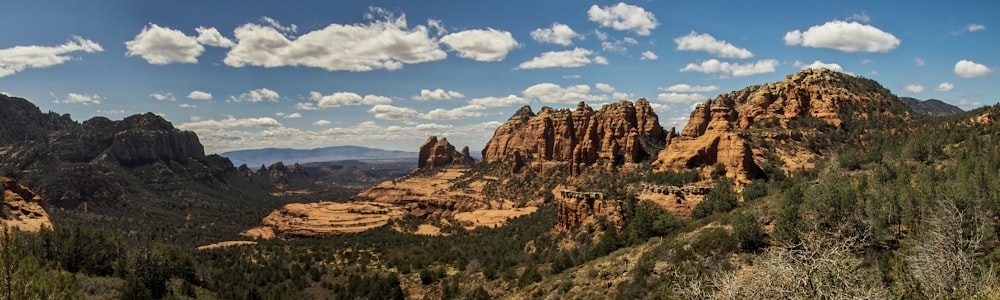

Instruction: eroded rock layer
[482,99,665,174]
[0,177,52,232]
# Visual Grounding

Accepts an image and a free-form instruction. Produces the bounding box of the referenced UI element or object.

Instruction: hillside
[900,97,964,116]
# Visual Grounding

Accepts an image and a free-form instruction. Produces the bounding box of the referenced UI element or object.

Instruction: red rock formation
[654,68,902,183]
[0,176,53,232]
[482,99,665,174]
[418,136,474,168]
[555,188,625,232]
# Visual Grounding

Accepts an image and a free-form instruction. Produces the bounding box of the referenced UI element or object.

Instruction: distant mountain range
[222,145,419,167]
[900,97,964,116]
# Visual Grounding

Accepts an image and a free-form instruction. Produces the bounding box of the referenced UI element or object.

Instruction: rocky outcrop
[108,113,206,167]
[555,188,625,232]
[418,136,474,168]
[0,177,52,232]
[482,99,665,174]
[654,68,902,183]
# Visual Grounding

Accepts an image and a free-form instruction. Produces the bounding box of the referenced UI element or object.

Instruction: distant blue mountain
[222,145,419,167]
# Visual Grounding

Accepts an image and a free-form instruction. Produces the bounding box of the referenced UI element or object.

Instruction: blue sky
[1,1,996,153]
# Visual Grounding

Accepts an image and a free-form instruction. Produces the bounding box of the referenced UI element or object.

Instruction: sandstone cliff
[654,68,904,183]
[418,136,474,168]
[0,177,52,232]
[482,99,665,174]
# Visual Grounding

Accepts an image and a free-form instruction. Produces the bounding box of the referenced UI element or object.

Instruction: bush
[691,179,738,219]
[741,179,768,202]
[732,211,766,252]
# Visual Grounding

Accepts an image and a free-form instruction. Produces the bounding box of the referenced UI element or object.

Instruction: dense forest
[2,101,1000,299]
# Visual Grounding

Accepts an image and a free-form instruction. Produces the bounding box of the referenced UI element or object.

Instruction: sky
[1,1,997,154]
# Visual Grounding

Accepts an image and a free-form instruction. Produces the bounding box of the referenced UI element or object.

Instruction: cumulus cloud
[368,104,417,121]
[784,20,900,53]
[224,14,446,71]
[467,95,528,108]
[286,112,303,119]
[795,60,846,73]
[968,24,986,32]
[227,88,280,103]
[179,103,196,108]
[412,88,464,101]
[126,24,204,64]
[420,105,487,120]
[640,51,658,60]
[440,28,519,62]
[195,27,235,47]
[593,56,609,65]
[903,84,925,93]
[307,91,392,108]
[587,3,659,35]
[522,83,606,104]
[674,32,753,59]
[531,23,581,46]
[953,59,992,78]
[659,84,718,93]
[261,16,297,34]
[656,92,705,103]
[187,90,213,100]
[313,120,331,126]
[936,82,954,92]
[915,56,926,66]
[595,83,615,93]
[149,92,175,101]
[178,116,282,130]
[0,36,103,78]
[680,59,779,77]
[54,92,103,105]
[518,48,603,69]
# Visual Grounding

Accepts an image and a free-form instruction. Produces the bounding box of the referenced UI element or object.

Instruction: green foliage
[741,179,768,203]
[623,200,683,245]
[773,185,804,244]
[517,262,542,287]
[731,210,766,252]
[0,227,84,300]
[467,286,491,300]
[691,179,738,218]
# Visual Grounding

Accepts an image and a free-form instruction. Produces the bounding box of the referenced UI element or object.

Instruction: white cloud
[224,14,446,71]
[178,116,282,130]
[846,11,871,23]
[915,56,926,66]
[467,95,528,108]
[674,32,753,59]
[284,112,302,119]
[953,59,992,78]
[261,16,297,34]
[522,83,606,104]
[227,88,280,103]
[640,51,658,60]
[195,27,235,47]
[368,104,417,121]
[680,59,779,77]
[562,74,581,79]
[294,102,320,110]
[55,92,103,105]
[440,28,519,62]
[179,103,197,108]
[308,91,392,108]
[531,23,581,46]
[957,99,982,109]
[427,19,446,36]
[126,23,204,64]
[968,24,986,32]
[587,3,659,36]
[659,84,718,93]
[594,30,608,41]
[784,20,900,53]
[0,36,103,78]
[518,48,602,69]
[903,84,925,93]
[96,109,128,115]
[420,105,487,120]
[313,120,331,126]
[595,83,615,93]
[412,88,465,101]
[656,92,705,103]
[149,92,175,101]
[593,55,609,65]
[601,37,637,53]
[936,82,954,92]
[187,90,213,100]
[795,60,845,73]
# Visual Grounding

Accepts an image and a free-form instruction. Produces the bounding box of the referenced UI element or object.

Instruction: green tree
[691,179,738,219]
